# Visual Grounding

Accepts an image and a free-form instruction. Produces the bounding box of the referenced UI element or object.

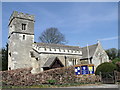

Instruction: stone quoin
[8,11,109,73]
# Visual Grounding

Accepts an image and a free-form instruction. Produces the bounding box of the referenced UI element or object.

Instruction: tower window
[23,35,25,40]
[9,67,11,70]
[30,51,35,57]
[22,23,26,30]
[9,52,11,57]
[36,58,39,61]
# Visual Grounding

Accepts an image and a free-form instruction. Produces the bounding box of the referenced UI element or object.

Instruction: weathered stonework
[32,43,82,72]
[8,11,34,70]
[8,11,109,73]
[81,42,109,70]
[92,42,109,69]
[1,66,100,87]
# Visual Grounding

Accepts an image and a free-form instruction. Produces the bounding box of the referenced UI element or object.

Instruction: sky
[2,2,118,49]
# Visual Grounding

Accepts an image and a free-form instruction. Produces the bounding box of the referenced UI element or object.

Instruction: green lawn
[1,82,101,88]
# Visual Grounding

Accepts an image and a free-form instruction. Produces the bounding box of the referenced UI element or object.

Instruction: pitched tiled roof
[43,57,56,68]
[81,44,98,59]
[43,57,63,68]
[34,42,81,50]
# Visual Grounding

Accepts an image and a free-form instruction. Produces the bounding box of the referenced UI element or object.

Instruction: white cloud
[99,36,118,41]
[76,7,117,25]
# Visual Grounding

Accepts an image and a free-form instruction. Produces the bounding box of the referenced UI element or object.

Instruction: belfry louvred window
[22,23,26,30]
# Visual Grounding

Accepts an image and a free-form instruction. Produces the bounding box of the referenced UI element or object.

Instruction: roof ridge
[81,43,98,59]
[34,42,80,48]
[81,43,98,49]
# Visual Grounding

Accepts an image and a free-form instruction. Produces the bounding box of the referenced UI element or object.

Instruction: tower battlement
[9,11,34,25]
[8,11,35,70]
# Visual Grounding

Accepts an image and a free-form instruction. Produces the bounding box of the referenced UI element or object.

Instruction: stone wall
[92,43,109,69]
[0,66,100,87]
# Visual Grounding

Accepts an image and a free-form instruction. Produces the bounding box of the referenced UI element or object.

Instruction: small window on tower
[23,35,25,40]
[30,51,35,57]
[36,58,39,61]
[9,67,11,70]
[22,23,26,30]
[9,52,11,57]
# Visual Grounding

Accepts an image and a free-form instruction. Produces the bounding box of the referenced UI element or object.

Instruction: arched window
[22,23,26,30]
[9,67,11,70]
[23,35,25,40]
[9,52,11,57]
[36,58,39,61]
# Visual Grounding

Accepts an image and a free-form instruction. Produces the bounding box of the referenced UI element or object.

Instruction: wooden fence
[115,71,120,82]
[101,71,120,84]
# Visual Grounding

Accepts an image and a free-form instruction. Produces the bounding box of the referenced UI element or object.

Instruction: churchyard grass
[1,82,101,88]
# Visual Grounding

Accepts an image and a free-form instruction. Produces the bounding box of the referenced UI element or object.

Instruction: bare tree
[39,27,67,44]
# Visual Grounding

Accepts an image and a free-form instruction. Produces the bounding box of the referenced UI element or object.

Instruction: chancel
[8,11,109,73]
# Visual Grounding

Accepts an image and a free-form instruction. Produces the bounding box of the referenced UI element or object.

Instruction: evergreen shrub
[95,62,117,75]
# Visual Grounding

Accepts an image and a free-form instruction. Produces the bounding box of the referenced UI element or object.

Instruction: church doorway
[42,57,64,71]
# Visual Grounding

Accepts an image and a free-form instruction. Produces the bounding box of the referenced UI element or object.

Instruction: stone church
[8,11,109,73]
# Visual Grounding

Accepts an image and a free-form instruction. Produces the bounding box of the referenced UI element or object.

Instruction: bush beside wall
[0,66,100,87]
[95,62,117,75]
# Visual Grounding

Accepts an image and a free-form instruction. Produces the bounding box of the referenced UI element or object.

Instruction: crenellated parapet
[8,11,35,70]
[32,43,82,55]
[9,11,34,25]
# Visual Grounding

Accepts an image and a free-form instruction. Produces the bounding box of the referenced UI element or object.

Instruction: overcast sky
[2,2,118,49]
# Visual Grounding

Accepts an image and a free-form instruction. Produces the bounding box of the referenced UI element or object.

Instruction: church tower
[8,11,35,70]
